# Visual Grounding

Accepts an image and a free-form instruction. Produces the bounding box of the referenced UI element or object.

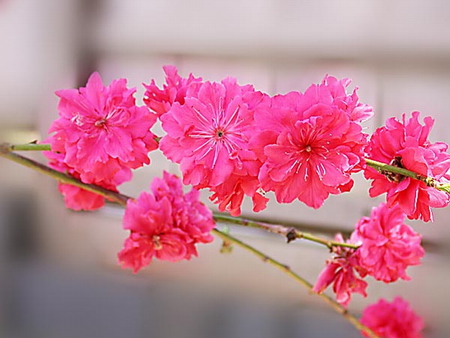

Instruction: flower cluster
[361,297,424,338]
[44,72,158,210]
[313,203,424,306]
[365,112,450,222]
[118,172,215,273]
[145,69,372,214]
[40,67,450,335]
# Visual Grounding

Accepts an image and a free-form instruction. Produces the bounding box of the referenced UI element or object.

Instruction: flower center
[216,129,225,139]
[305,145,312,152]
[94,118,107,127]
[152,235,163,250]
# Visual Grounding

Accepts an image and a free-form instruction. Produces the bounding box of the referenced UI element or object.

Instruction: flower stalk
[0,143,360,250]
[213,213,359,250]
[212,228,380,338]
[365,157,449,192]
[0,144,129,206]
[2,143,52,152]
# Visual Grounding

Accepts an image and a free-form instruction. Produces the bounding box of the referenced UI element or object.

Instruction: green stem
[0,145,130,206]
[0,143,359,251]
[1,142,52,151]
[212,228,380,338]
[364,158,441,188]
[4,143,449,195]
[213,213,359,250]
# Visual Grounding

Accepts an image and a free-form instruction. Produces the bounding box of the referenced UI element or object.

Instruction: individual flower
[361,297,424,338]
[160,77,269,215]
[352,203,424,283]
[118,172,215,273]
[312,234,367,307]
[365,112,450,222]
[47,72,158,184]
[252,77,370,209]
[143,65,203,116]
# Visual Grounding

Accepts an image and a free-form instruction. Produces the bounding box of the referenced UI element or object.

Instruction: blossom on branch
[160,77,269,215]
[353,203,424,283]
[46,72,158,184]
[252,77,370,208]
[312,234,367,307]
[118,172,215,273]
[365,112,450,221]
[361,297,424,338]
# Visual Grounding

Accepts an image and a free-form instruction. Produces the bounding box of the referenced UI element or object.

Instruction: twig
[212,228,380,338]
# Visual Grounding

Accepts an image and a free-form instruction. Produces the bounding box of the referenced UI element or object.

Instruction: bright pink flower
[143,65,202,116]
[253,77,370,209]
[47,72,158,184]
[160,78,269,215]
[118,172,215,273]
[353,203,424,283]
[313,234,367,307]
[361,297,424,338]
[365,112,450,221]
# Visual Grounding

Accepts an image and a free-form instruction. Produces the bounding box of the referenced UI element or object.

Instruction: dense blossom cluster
[313,203,424,306]
[118,172,215,273]
[361,297,424,338]
[39,65,448,334]
[146,70,373,213]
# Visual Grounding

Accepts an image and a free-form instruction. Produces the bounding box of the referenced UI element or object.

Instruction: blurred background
[1,0,450,337]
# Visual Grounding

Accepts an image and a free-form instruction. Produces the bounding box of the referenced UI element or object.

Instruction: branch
[0,145,129,206]
[0,143,359,250]
[364,158,450,193]
[212,228,380,338]
[213,213,359,250]
[1,142,51,151]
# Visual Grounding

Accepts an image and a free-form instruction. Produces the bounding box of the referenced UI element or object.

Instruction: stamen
[152,235,163,250]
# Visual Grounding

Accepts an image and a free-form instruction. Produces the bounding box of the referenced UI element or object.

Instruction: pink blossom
[361,297,424,338]
[143,65,202,116]
[253,77,370,209]
[365,112,450,221]
[118,172,215,273]
[353,203,424,283]
[313,234,367,307]
[47,72,158,184]
[160,78,269,215]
